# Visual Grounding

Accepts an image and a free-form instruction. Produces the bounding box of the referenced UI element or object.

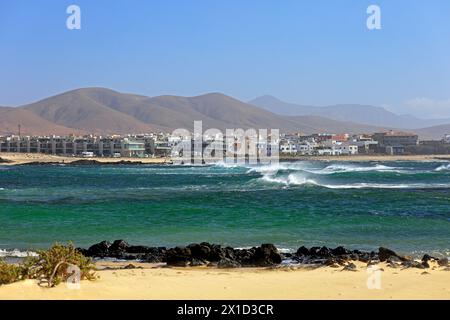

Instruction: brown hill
[0,107,83,135]
[289,115,391,135]
[22,89,157,134]
[0,87,406,136]
[416,124,450,140]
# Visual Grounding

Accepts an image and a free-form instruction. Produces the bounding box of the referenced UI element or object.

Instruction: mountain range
[249,95,450,129]
[0,88,448,139]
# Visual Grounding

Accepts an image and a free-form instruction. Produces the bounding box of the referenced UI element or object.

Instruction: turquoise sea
[0,161,449,257]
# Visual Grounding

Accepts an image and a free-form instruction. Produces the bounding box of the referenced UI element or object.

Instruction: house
[373,131,418,147]
[386,145,405,155]
[297,141,316,155]
[334,143,358,155]
[444,134,450,144]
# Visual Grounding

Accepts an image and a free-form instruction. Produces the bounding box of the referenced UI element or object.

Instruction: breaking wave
[260,173,319,186]
[435,163,450,171]
[242,162,407,175]
[317,163,403,174]
[318,183,450,189]
[0,249,38,258]
[259,173,450,189]
[214,161,243,169]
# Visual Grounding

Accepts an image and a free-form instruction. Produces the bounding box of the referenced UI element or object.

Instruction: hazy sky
[1,0,450,118]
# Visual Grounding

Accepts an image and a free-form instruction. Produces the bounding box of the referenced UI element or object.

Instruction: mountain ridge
[249,95,450,129]
[0,88,448,139]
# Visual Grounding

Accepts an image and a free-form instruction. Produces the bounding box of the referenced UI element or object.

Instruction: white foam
[0,249,38,258]
[259,170,450,189]
[247,164,287,174]
[316,163,403,174]
[260,172,319,186]
[214,161,242,169]
[435,163,450,171]
[322,182,450,189]
[247,162,408,176]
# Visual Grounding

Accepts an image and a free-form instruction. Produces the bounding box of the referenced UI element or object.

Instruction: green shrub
[26,243,96,287]
[0,243,96,287]
[0,259,24,285]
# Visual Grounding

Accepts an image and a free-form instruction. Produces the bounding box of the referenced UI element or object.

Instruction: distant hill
[417,124,450,140]
[0,88,448,139]
[21,89,157,134]
[0,87,390,135]
[0,107,83,136]
[249,95,450,129]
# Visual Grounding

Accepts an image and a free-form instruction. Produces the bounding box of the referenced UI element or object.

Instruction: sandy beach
[0,261,449,300]
[1,152,450,166]
[0,153,171,165]
[280,154,450,162]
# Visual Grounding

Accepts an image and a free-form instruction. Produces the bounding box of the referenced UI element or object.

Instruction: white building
[334,143,358,155]
[444,134,450,143]
[296,141,316,155]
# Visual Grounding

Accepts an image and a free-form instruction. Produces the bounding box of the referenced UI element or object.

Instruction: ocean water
[0,161,449,257]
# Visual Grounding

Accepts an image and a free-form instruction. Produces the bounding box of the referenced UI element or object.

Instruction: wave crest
[0,249,38,258]
[260,173,319,186]
[435,163,450,171]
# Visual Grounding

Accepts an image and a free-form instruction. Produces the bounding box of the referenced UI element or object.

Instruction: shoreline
[280,154,450,162]
[1,260,449,300]
[0,153,172,166]
[3,240,449,270]
[1,243,449,299]
[1,152,450,166]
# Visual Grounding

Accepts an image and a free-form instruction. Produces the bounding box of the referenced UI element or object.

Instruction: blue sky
[1,0,450,118]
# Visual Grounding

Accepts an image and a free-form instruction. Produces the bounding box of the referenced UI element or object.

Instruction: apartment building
[0,135,146,157]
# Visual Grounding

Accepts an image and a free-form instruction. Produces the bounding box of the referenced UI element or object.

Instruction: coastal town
[0,130,450,160]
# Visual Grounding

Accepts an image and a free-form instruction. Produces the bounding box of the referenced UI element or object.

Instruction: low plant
[0,243,96,287]
[26,243,96,287]
[0,259,24,285]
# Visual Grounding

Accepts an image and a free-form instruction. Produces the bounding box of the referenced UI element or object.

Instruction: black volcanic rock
[296,246,310,256]
[109,240,130,256]
[218,258,241,268]
[318,246,332,257]
[80,241,443,270]
[248,244,282,266]
[126,245,152,254]
[293,245,378,265]
[166,247,192,267]
[331,246,351,256]
[162,243,282,267]
[142,247,167,263]
[378,247,408,262]
[87,240,111,257]
[187,243,211,261]
[75,247,89,256]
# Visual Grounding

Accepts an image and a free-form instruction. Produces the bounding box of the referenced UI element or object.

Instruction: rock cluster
[78,240,166,262]
[78,240,449,269]
[80,241,282,268]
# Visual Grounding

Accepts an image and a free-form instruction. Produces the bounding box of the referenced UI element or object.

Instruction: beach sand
[1,152,450,166]
[281,154,450,162]
[0,261,449,300]
[0,153,171,165]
